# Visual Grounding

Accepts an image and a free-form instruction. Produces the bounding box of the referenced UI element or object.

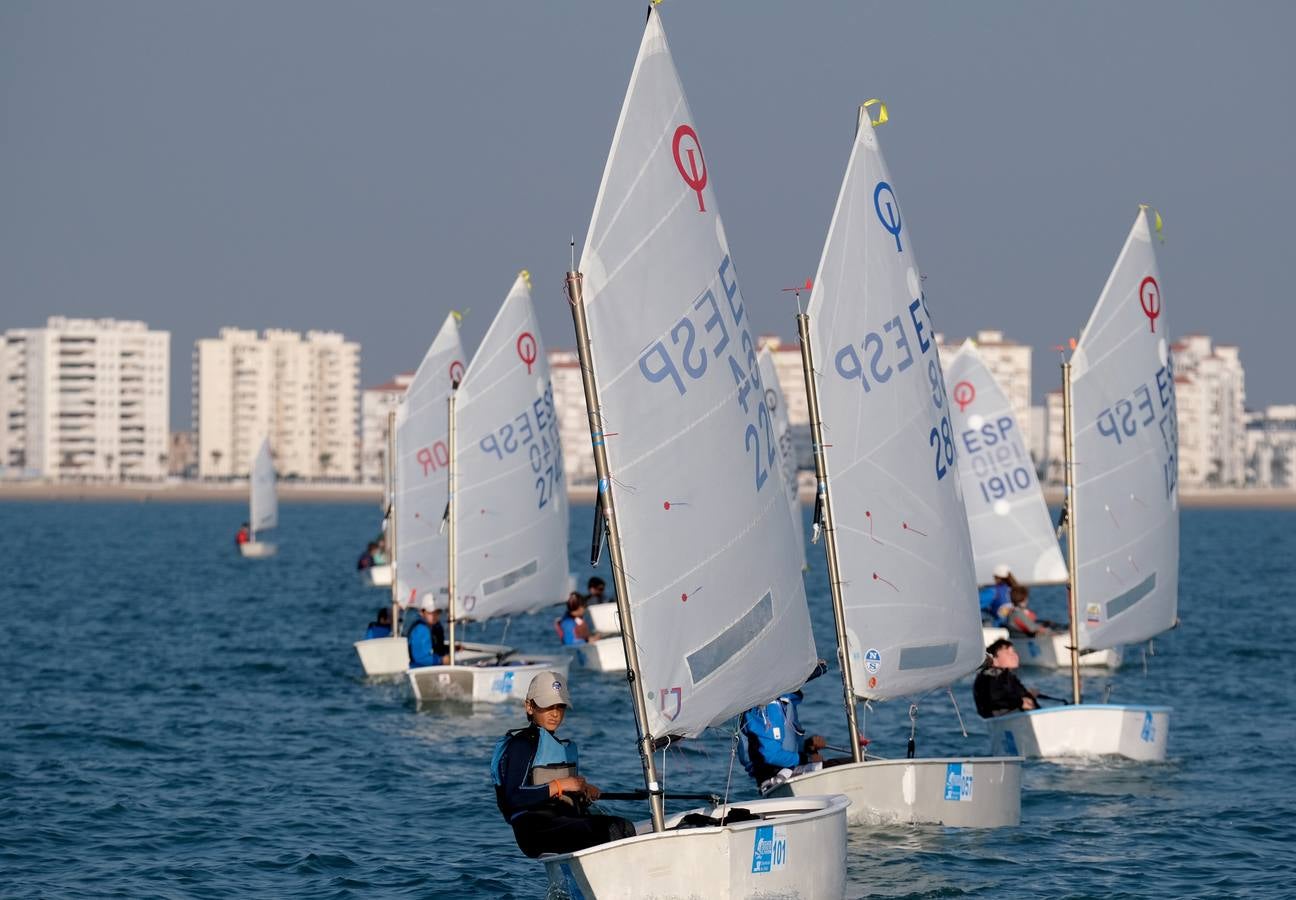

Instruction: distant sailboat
[768,101,1020,827]
[239,438,278,558]
[545,10,847,896]
[985,207,1177,761]
[406,273,571,703]
[944,341,1120,669]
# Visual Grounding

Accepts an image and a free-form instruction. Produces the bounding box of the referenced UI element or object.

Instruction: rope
[947,687,968,738]
[907,704,918,759]
[722,723,740,811]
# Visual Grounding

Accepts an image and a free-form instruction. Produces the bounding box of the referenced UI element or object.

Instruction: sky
[2,1,1293,428]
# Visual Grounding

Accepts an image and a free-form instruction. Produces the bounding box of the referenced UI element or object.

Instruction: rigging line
[722,721,739,811]
[947,687,968,738]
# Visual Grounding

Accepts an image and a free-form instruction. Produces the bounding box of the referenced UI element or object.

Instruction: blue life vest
[558,616,586,645]
[364,624,392,640]
[737,695,803,777]
[407,619,442,667]
[980,584,1009,623]
[491,727,579,787]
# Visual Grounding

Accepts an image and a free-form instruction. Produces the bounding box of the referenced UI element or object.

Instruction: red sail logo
[672,125,708,212]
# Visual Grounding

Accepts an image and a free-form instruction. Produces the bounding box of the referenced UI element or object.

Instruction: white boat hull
[571,638,627,673]
[543,794,849,899]
[980,626,1121,669]
[239,541,276,558]
[585,602,620,635]
[766,756,1021,827]
[365,564,392,587]
[354,636,408,677]
[407,655,570,704]
[985,704,1170,761]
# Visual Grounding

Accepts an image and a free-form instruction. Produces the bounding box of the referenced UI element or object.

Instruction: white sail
[806,111,983,701]
[758,345,806,571]
[578,9,817,739]
[249,437,277,533]
[395,313,466,609]
[453,273,569,621]
[945,340,1067,585]
[1071,210,1179,650]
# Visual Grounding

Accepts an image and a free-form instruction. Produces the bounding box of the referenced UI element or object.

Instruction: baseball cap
[419,595,440,613]
[526,671,572,709]
[992,564,1011,579]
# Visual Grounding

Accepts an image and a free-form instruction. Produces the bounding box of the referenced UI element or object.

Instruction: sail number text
[478,384,564,509]
[638,254,777,493]
[1093,361,1178,499]
[960,416,1035,504]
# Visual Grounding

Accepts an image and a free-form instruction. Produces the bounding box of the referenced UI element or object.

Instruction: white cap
[992,564,1011,579]
[526,671,572,709]
[419,595,440,613]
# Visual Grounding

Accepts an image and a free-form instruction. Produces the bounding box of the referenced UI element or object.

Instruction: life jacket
[558,614,588,646]
[979,584,1009,622]
[491,726,580,789]
[737,695,803,777]
[406,619,442,667]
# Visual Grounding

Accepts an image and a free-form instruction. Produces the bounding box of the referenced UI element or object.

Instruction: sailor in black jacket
[973,639,1040,717]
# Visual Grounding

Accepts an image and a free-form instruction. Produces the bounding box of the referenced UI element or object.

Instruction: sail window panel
[1105,572,1156,619]
[481,559,540,597]
[897,642,959,670]
[685,591,773,685]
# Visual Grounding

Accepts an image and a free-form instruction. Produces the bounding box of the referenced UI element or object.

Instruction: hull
[407,655,570,704]
[985,704,1170,761]
[585,602,620,635]
[365,564,392,587]
[543,794,849,900]
[1016,632,1122,670]
[571,638,627,673]
[239,541,276,558]
[766,756,1021,828]
[354,636,408,677]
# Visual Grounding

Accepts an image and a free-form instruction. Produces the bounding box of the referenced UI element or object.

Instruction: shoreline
[2,480,1296,509]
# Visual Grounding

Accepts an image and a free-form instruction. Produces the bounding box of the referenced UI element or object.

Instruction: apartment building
[360,372,413,483]
[1172,335,1247,488]
[0,317,169,480]
[937,330,1034,455]
[194,328,359,480]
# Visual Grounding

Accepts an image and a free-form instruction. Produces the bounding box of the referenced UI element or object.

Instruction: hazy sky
[3,1,1292,427]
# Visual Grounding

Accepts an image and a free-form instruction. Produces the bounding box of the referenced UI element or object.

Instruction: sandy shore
[3,480,1296,509]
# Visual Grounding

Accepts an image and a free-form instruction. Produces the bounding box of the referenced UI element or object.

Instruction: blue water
[2,501,1294,898]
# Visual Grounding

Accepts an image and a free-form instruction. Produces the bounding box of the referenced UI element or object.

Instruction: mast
[386,409,400,635]
[447,387,458,667]
[797,311,863,763]
[1062,360,1082,705]
[565,270,666,833]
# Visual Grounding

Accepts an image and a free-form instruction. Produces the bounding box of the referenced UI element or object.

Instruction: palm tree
[319,452,334,481]
[211,449,223,480]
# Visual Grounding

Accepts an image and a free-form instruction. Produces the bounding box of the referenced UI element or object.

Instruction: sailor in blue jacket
[491,671,634,858]
[739,660,831,791]
[364,607,392,640]
[407,596,449,668]
[979,564,1015,624]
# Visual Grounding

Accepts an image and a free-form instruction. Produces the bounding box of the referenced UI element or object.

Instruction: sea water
[1,501,1293,898]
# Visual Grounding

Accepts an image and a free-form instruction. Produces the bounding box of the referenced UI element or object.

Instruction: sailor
[555,593,600,646]
[356,542,378,571]
[1003,585,1055,637]
[972,638,1039,717]
[586,576,611,605]
[407,596,449,668]
[235,523,250,547]
[978,564,1015,624]
[364,607,392,640]
[738,660,832,792]
[491,671,635,857]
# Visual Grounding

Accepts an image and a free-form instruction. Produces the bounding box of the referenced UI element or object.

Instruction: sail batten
[806,111,983,701]
[574,8,818,740]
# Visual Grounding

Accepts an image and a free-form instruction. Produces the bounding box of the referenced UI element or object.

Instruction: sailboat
[364,424,394,588]
[759,345,807,572]
[944,340,1121,670]
[406,273,571,703]
[238,437,278,558]
[354,409,410,676]
[985,207,1176,761]
[544,11,847,896]
[766,102,1020,827]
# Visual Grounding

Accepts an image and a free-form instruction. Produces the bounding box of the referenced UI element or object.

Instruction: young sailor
[235,522,250,548]
[978,564,1015,624]
[407,596,448,668]
[555,593,601,646]
[364,607,392,640]
[973,638,1040,717]
[739,660,836,792]
[491,671,635,858]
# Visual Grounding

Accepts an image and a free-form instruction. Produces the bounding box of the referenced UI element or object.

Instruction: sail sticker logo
[1141,711,1156,743]
[864,648,882,674]
[1086,602,1102,625]
[492,671,516,694]
[516,332,538,374]
[449,359,465,385]
[1139,277,1161,333]
[953,381,976,412]
[765,388,778,413]
[660,686,682,721]
[1002,730,1018,756]
[672,124,708,212]
[751,825,788,873]
[944,762,974,801]
[873,181,903,252]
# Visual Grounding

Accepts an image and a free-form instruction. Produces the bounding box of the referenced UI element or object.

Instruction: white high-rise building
[0,317,169,480]
[1247,405,1296,488]
[360,372,413,484]
[937,330,1034,455]
[194,328,359,480]
[1172,335,1246,488]
[1044,390,1065,485]
[548,349,597,486]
